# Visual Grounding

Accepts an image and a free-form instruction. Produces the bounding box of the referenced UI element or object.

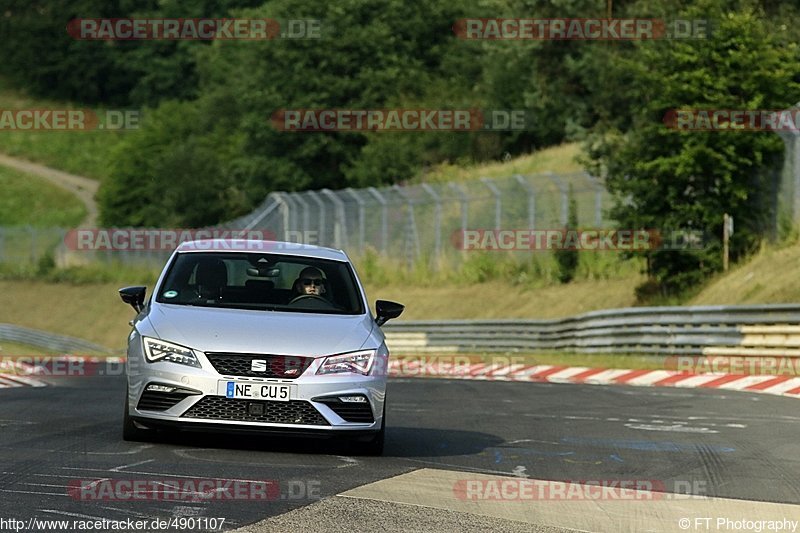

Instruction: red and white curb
[387,361,800,399]
[5,356,799,399]
[0,360,48,388]
[0,356,125,388]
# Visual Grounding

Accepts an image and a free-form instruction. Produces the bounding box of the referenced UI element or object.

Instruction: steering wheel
[289,294,330,305]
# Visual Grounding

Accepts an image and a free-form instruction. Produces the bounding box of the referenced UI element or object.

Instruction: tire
[351,402,385,456]
[122,386,151,442]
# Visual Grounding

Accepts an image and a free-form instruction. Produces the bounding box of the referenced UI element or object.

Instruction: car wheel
[122,386,151,442]
[351,402,385,456]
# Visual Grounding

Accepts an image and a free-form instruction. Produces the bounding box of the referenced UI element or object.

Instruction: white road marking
[170,505,205,517]
[39,509,108,520]
[110,459,155,472]
[0,489,66,496]
[87,444,153,455]
[624,423,718,433]
[57,466,273,483]
[335,456,360,468]
[511,466,528,478]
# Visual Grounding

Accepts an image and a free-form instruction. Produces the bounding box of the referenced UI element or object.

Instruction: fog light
[146,384,176,393]
[339,396,367,403]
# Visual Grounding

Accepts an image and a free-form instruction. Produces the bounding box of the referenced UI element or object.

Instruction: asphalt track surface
[1,374,799,531]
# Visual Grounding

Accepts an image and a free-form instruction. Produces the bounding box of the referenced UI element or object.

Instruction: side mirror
[119,286,147,313]
[375,300,404,327]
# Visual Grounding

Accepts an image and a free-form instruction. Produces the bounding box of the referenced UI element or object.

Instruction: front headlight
[142,337,202,368]
[316,349,376,376]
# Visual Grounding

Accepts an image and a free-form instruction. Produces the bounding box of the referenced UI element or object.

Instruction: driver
[293,267,327,298]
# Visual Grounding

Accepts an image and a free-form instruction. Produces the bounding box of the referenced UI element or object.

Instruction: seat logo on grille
[251,359,268,372]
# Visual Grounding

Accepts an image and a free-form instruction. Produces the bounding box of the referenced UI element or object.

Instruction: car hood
[146,304,375,357]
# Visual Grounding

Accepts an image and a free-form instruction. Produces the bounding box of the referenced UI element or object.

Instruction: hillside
[0,165,86,227]
[691,242,800,305]
[0,78,128,181]
[415,143,584,183]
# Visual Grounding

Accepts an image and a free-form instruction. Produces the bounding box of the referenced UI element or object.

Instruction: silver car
[119,239,404,455]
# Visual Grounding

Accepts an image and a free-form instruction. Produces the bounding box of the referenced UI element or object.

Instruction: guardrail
[5,303,800,357]
[383,304,800,355]
[0,323,112,354]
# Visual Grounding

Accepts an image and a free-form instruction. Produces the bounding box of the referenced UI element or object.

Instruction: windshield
[155,252,364,315]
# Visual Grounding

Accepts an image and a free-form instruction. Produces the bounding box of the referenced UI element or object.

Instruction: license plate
[220,381,291,401]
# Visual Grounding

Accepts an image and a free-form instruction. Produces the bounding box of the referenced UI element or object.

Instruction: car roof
[175,239,349,262]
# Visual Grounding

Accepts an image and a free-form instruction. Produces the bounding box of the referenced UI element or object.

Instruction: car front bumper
[127,355,386,435]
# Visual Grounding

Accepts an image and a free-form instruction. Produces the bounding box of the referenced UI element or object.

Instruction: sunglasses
[301,278,324,286]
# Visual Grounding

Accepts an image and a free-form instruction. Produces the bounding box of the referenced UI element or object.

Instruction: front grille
[137,390,195,411]
[182,397,329,425]
[205,353,314,379]
[316,398,375,423]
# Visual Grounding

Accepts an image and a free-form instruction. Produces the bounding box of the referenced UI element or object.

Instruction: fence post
[546,171,569,226]
[243,193,282,231]
[29,225,37,264]
[514,174,536,229]
[345,188,366,253]
[306,191,326,246]
[582,171,604,226]
[421,184,442,266]
[321,188,348,250]
[449,182,470,233]
[290,192,311,236]
[776,103,800,232]
[284,193,299,236]
[392,185,420,269]
[367,187,388,253]
[480,177,502,230]
[272,193,291,241]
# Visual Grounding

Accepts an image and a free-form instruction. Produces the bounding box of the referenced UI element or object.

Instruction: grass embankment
[0,165,86,226]
[416,143,584,183]
[0,78,129,180]
[690,240,800,304]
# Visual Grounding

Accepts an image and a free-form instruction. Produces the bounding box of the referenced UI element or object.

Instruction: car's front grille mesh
[205,353,314,379]
[182,397,330,425]
[137,390,194,412]
[316,399,375,423]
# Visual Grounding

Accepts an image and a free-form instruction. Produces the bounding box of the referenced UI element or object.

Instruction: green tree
[555,184,580,283]
[585,4,800,296]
